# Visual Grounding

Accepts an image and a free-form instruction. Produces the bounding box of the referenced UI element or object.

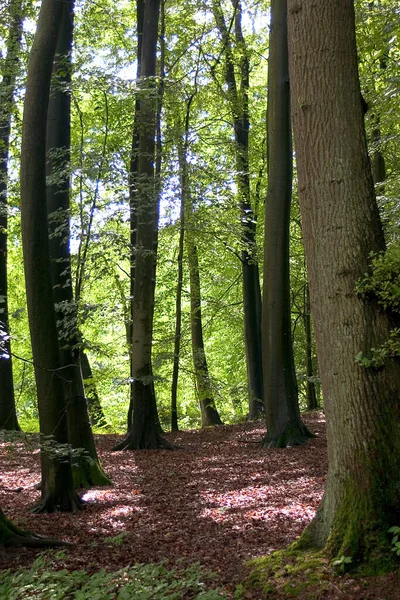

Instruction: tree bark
[0,0,24,431]
[20,0,80,512]
[45,0,110,489]
[80,350,107,427]
[262,0,313,448]
[288,0,400,568]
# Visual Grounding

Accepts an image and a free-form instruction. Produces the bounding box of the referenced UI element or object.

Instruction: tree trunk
[0,0,23,431]
[304,284,318,411]
[113,0,171,450]
[80,350,107,427]
[170,189,184,432]
[177,106,223,427]
[288,0,400,569]
[262,0,313,448]
[20,0,80,512]
[45,0,110,488]
[212,0,263,419]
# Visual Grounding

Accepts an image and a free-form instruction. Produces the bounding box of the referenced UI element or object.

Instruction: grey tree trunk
[0,0,23,431]
[46,0,110,488]
[288,0,400,568]
[20,0,80,512]
[262,0,313,447]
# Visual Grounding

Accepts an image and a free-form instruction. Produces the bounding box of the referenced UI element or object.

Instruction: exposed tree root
[0,509,72,548]
[261,422,315,448]
[112,431,178,451]
[31,490,84,514]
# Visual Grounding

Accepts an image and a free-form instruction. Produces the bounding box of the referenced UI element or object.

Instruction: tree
[46,0,110,487]
[262,0,313,447]
[212,0,263,419]
[178,97,223,427]
[20,0,81,512]
[113,0,172,450]
[287,0,400,567]
[0,0,24,431]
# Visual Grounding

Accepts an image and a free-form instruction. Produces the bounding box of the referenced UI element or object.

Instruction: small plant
[332,555,352,573]
[388,526,400,556]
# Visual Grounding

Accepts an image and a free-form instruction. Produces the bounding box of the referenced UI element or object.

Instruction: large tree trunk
[262,0,313,448]
[45,0,110,489]
[212,0,263,419]
[288,0,400,568]
[0,0,23,431]
[20,0,80,512]
[80,350,107,427]
[114,0,171,450]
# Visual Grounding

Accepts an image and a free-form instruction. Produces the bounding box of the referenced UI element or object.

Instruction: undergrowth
[0,552,229,599]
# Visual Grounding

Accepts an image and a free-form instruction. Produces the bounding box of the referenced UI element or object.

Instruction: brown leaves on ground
[0,412,398,599]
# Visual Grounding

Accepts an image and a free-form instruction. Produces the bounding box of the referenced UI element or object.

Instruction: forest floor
[0,411,399,599]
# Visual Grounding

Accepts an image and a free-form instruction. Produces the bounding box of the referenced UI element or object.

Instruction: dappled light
[0,413,326,587]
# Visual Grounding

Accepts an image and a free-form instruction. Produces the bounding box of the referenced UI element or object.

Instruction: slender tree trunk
[262,0,313,447]
[212,0,263,419]
[170,189,184,432]
[45,0,110,488]
[80,350,107,427]
[288,0,400,568]
[20,0,80,512]
[304,284,318,410]
[113,0,172,450]
[177,102,222,427]
[0,0,23,431]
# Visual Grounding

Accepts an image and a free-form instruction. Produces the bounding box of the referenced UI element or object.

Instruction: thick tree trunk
[20,0,80,512]
[288,0,400,568]
[262,0,313,448]
[45,0,110,489]
[0,0,23,431]
[212,0,263,419]
[114,0,171,450]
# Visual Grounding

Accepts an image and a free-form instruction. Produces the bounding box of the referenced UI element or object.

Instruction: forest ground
[0,412,399,599]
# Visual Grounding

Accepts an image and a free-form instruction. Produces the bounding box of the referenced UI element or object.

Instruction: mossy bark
[0,508,69,547]
[45,0,110,489]
[287,0,400,571]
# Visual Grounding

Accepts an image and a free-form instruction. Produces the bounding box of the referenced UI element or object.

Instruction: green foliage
[332,555,352,573]
[388,526,400,557]
[0,554,228,599]
[356,244,400,367]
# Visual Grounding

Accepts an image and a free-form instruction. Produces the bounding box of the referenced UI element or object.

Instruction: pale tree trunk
[262,0,313,447]
[178,98,222,427]
[0,0,24,431]
[46,0,110,488]
[212,0,263,419]
[113,0,172,450]
[288,0,400,567]
[20,0,80,512]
